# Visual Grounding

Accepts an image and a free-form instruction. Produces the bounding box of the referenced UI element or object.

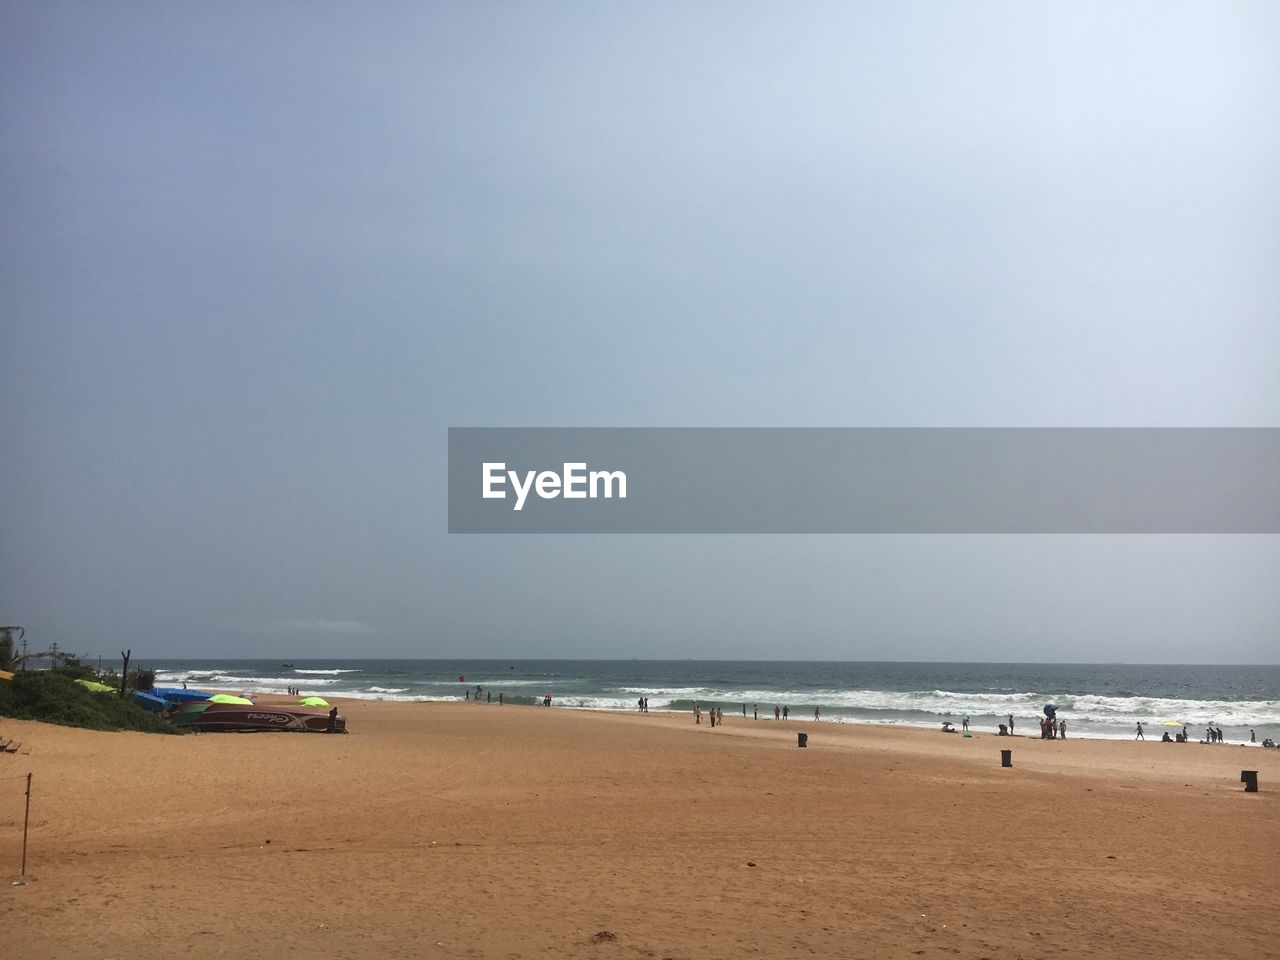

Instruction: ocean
[142,659,1280,745]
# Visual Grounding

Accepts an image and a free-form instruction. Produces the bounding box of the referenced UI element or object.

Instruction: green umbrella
[76,679,116,693]
[299,697,329,707]
[208,694,254,705]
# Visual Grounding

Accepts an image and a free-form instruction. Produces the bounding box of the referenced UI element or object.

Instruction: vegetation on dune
[0,670,181,734]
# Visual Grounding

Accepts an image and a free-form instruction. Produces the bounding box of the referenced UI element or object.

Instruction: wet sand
[2,700,1278,959]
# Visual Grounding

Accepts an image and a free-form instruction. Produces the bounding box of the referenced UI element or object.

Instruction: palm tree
[0,626,22,671]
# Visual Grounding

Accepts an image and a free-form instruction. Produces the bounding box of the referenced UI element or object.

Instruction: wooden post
[19,772,31,882]
[120,649,131,698]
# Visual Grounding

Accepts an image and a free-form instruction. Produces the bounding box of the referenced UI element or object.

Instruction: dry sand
[2,700,1278,959]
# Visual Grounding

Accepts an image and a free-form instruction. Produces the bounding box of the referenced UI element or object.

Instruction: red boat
[171,701,347,733]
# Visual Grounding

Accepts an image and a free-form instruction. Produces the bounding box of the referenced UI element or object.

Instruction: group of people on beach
[462,685,505,705]
[692,703,725,726]
[689,702,822,724]
[1146,723,1228,743]
[636,697,649,712]
[1041,717,1067,739]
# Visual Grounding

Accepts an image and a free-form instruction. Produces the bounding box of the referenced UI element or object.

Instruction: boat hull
[171,702,346,733]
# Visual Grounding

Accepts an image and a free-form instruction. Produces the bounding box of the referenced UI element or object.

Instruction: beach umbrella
[300,697,329,707]
[1043,703,1057,717]
[208,694,254,705]
[76,679,116,693]
[1161,720,1183,726]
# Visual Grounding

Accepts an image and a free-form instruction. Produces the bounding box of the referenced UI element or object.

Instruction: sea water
[143,659,1280,745]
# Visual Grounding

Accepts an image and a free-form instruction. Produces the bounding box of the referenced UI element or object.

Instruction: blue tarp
[133,690,171,712]
[152,687,214,703]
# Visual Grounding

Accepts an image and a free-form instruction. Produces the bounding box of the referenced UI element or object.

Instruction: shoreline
[211,686,1278,746]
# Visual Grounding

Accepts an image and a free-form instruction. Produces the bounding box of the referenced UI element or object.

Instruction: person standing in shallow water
[783,705,789,720]
[753,704,758,719]
[962,716,969,733]
[1135,721,1144,740]
[1059,718,1066,739]
[1008,714,1014,735]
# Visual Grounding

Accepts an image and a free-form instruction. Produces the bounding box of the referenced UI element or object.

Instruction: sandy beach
[2,700,1278,959]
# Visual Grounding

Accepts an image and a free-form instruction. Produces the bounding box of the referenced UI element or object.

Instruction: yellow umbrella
[299,697,329,707]
[1161,721,1184,726]
[208,694,254,705]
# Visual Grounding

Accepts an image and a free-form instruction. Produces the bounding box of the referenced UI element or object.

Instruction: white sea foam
[367,686,409,693]
[294,668,362,675]
[620,687,1280,726]
[154,669,231,682]
[543,695,648,711]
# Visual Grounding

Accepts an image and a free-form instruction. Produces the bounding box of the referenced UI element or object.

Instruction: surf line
[482,462,627,512]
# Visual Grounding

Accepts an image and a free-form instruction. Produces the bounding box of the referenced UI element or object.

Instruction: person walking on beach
[814,706,821,721]
[1135,721,1144,740]
[774,705,781,720]
[1059,718,1066,739]
[742,704,747,717]
[709,708,716,728]
[644,697,648,712]
[1251,729,1256,743]
[1216,726,1224,743]
[638,697,644,712]
[694,703,701,724]
[1008,714,1014,735]
[499,692,504,705]
[753,704,758,719]
[783,705,789,720]
[962,716,969,733]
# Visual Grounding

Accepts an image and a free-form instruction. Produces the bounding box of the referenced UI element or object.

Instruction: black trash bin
[797,732,808,748]
[1241,770,1258,792]
[1001,749,1012,768]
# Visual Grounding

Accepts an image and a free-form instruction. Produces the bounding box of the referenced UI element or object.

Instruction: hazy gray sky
[3,2,1278,662]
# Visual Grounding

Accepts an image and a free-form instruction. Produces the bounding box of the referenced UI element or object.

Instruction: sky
[2,2,1278,663]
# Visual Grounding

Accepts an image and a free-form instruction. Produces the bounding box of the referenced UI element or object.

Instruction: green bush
[0,671,180,734]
